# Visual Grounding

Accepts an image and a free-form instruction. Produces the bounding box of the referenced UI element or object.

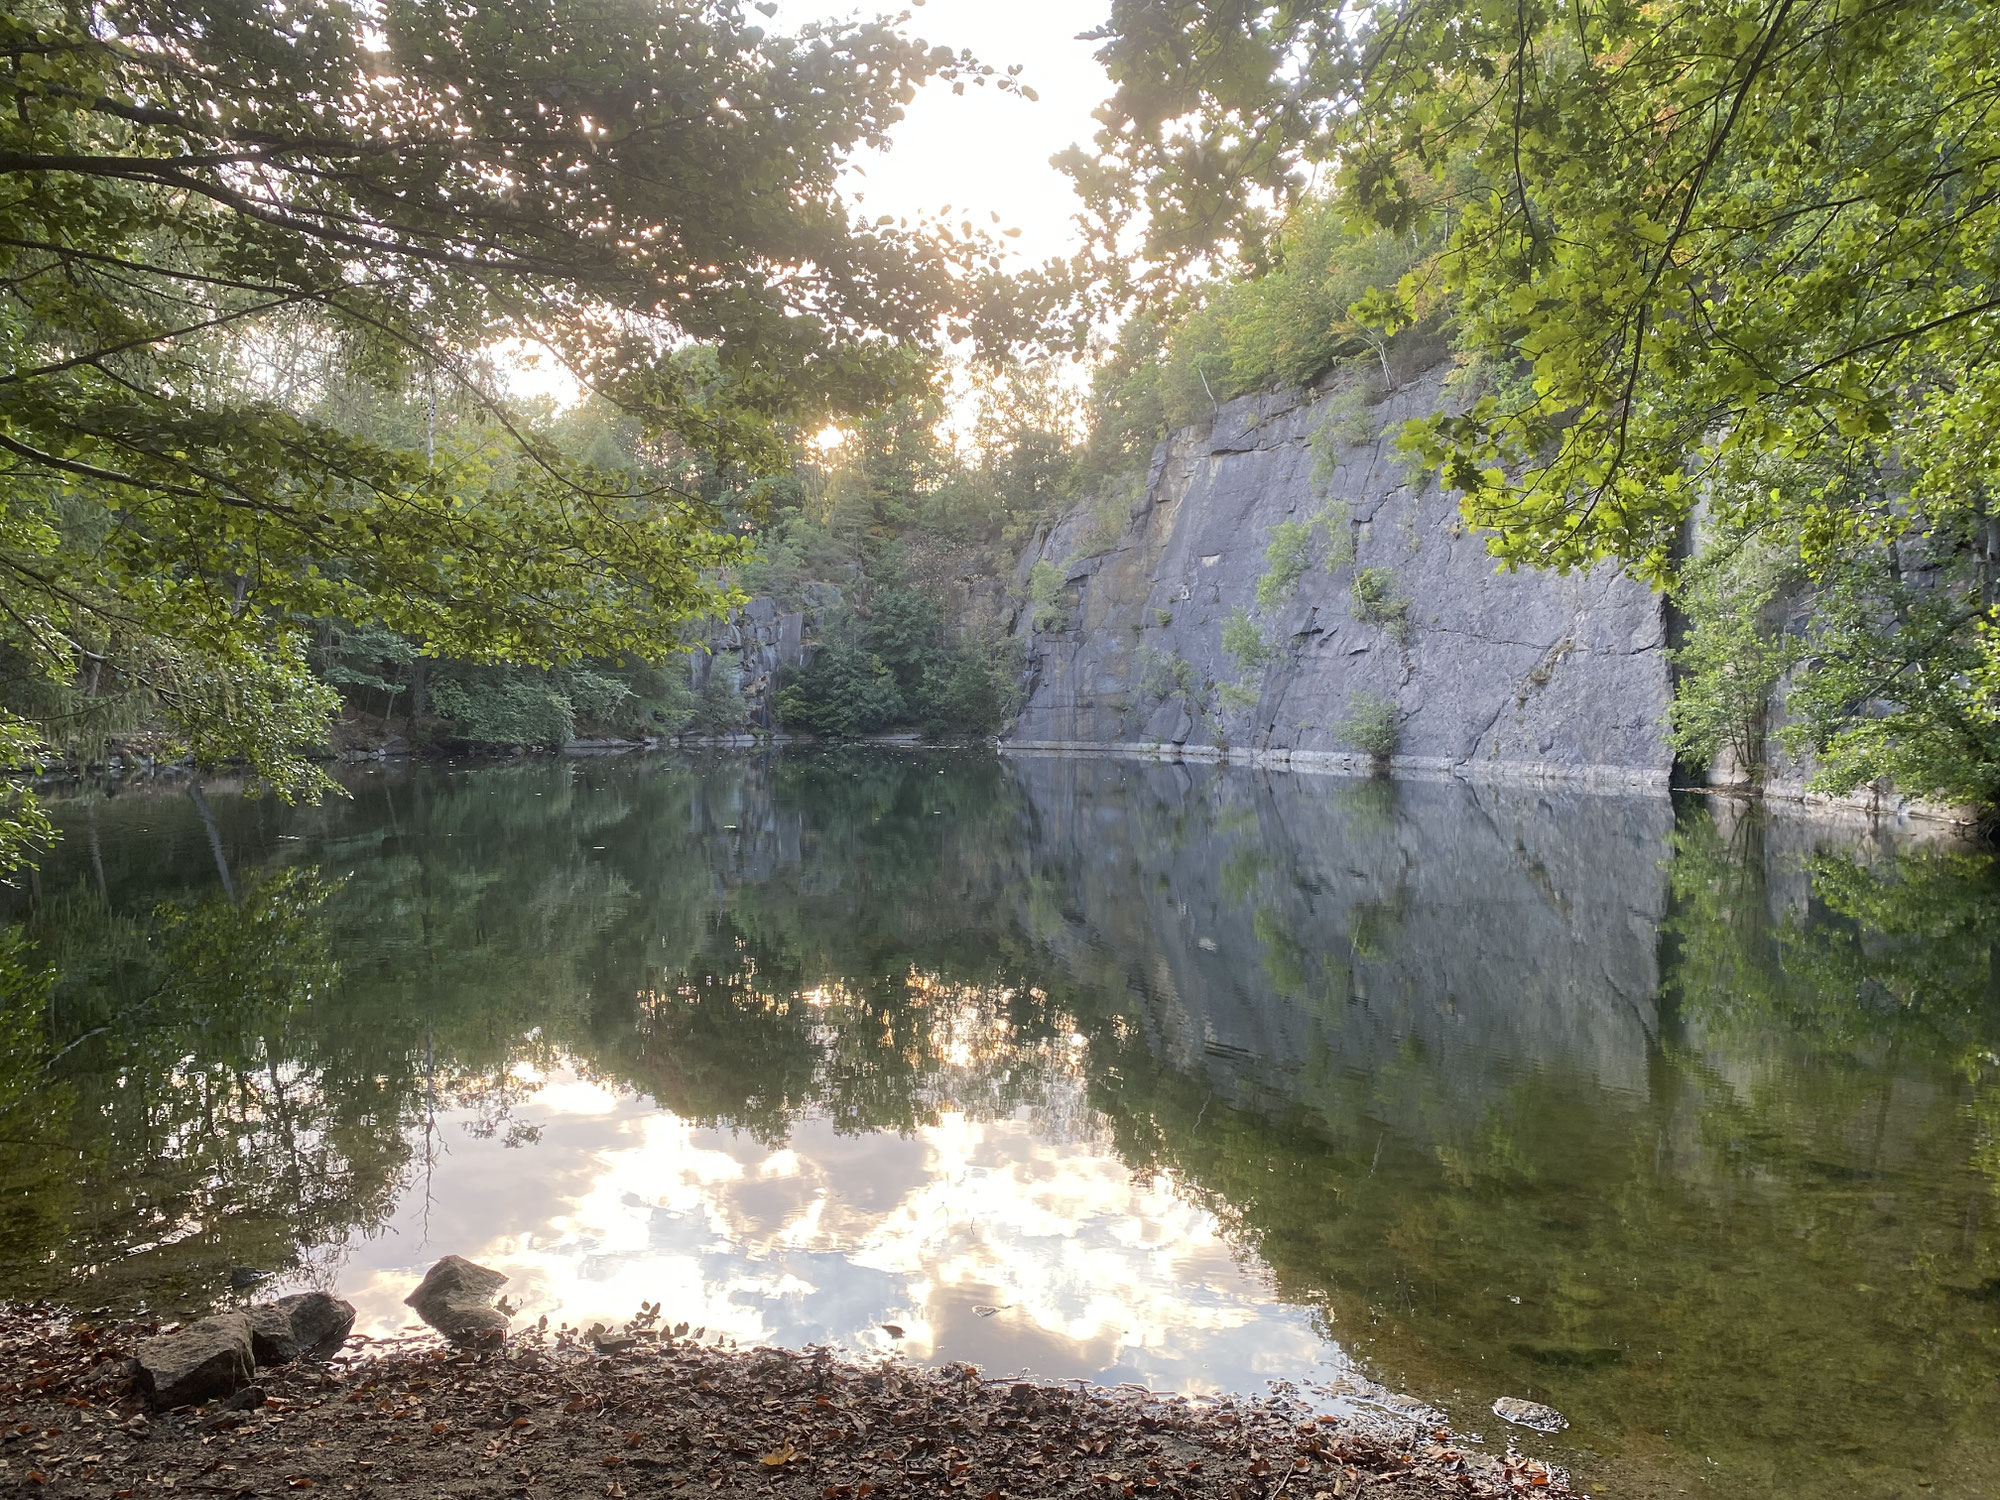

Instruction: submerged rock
[1491,1396,1568,1433]
[404,1255,510,1342]
[137,1312,255,1409]
[247,1292,356,1365]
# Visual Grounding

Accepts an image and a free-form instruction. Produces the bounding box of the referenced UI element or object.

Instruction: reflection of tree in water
[595,958,1081,1145]
[0,867,398,1308]
[0,752,1076,1309]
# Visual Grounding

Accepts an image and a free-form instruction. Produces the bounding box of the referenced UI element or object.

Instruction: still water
[3,750,1998,1497]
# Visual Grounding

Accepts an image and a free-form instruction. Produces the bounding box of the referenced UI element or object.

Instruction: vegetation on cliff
[1074,0,2000,814]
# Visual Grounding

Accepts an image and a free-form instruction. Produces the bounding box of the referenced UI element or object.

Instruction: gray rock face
[247,1291,355,1365]
[404,1255,510,1342]
[137,1312,254,1409]
[1007,365,1674,790]
[691,592,828,731]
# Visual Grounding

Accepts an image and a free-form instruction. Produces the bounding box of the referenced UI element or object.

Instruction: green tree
[0,0,1034,866]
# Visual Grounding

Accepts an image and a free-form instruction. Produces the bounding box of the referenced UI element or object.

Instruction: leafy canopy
[0,0,1038,864]
[1078,0,2000,574]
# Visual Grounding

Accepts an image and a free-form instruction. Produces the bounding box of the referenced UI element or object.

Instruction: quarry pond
[4,749,1999,1499]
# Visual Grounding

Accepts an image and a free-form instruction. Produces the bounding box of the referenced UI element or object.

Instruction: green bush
[1255,520,1313,609]
[555,667,634,726]
[1138,648,1197,704]
[775,634,904,737]
[1351,567,1411,644]
[774,587,1015,739]
[1667,540,1800,780]
[428,676,576,746]
[1335,691,1399,759]
[916,647,1014,737]
[691,672,748,734]
[1086,201,1440,445]
[1221,608,1273,672]
[1027,560,1067,633]
[1218,679,1262,713]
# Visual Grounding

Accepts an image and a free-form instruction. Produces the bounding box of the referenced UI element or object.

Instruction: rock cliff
[1006,363,1674,790]
[689,591,825,730]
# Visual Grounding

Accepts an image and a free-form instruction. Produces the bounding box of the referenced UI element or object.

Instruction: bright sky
[770,0,1114,268]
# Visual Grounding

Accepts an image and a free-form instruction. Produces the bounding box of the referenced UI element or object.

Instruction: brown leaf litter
[0,1303,1574,1499]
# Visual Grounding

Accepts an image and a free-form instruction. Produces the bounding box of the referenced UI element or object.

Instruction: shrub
[1138,648,1197,704]
[1218,679,1262,713]
[1320,499,1356,569]
[1255,519,1313,609]
[1221,608,1273,672]
[1351,567,1411,644]
[1667,540,1801,781]
[774,634,903,737]
[1335,690,1399,759]
[556,667,634,726]
[1027,560,1067,633]
[1312,380,1376,468]
[915,649,1012,736]
[428,676,576,746]
[691,672,748,734]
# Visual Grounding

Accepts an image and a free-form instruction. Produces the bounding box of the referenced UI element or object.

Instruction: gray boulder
[404,1255,510,1342]
[136,1312,254,1409]
[247,1291,356,1365]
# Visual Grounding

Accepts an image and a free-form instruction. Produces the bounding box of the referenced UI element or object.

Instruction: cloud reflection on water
[335,1060,1340,1392]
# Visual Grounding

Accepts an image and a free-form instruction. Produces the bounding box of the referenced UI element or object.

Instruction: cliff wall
[1006,363,1675,791]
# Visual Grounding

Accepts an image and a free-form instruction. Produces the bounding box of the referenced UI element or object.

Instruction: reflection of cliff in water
[1003,756,1673,1126]
[999,756,2000,1500]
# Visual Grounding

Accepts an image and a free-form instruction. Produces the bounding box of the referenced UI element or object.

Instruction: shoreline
[998,739,1982,828]
[14,732,1982,839]
[0,1303,1574,1499]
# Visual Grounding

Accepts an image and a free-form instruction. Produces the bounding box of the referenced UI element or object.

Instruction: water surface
[3,750,1998,1498]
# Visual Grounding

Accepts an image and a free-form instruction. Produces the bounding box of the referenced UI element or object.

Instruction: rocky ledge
[0,1300,1574,1500]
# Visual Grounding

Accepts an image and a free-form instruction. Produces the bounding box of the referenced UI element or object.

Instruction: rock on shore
[134,1292,356,1409]
[403,1254,510,1341]
[133,1311,254,1409]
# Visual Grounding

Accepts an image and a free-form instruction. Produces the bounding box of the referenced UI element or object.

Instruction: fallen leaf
[761,1442,799,1467]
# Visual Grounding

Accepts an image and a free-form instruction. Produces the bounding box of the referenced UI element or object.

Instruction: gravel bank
[0,1305,1575,1499]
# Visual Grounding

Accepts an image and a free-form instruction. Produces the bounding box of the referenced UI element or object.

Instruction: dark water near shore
[4,750,1999,1497]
